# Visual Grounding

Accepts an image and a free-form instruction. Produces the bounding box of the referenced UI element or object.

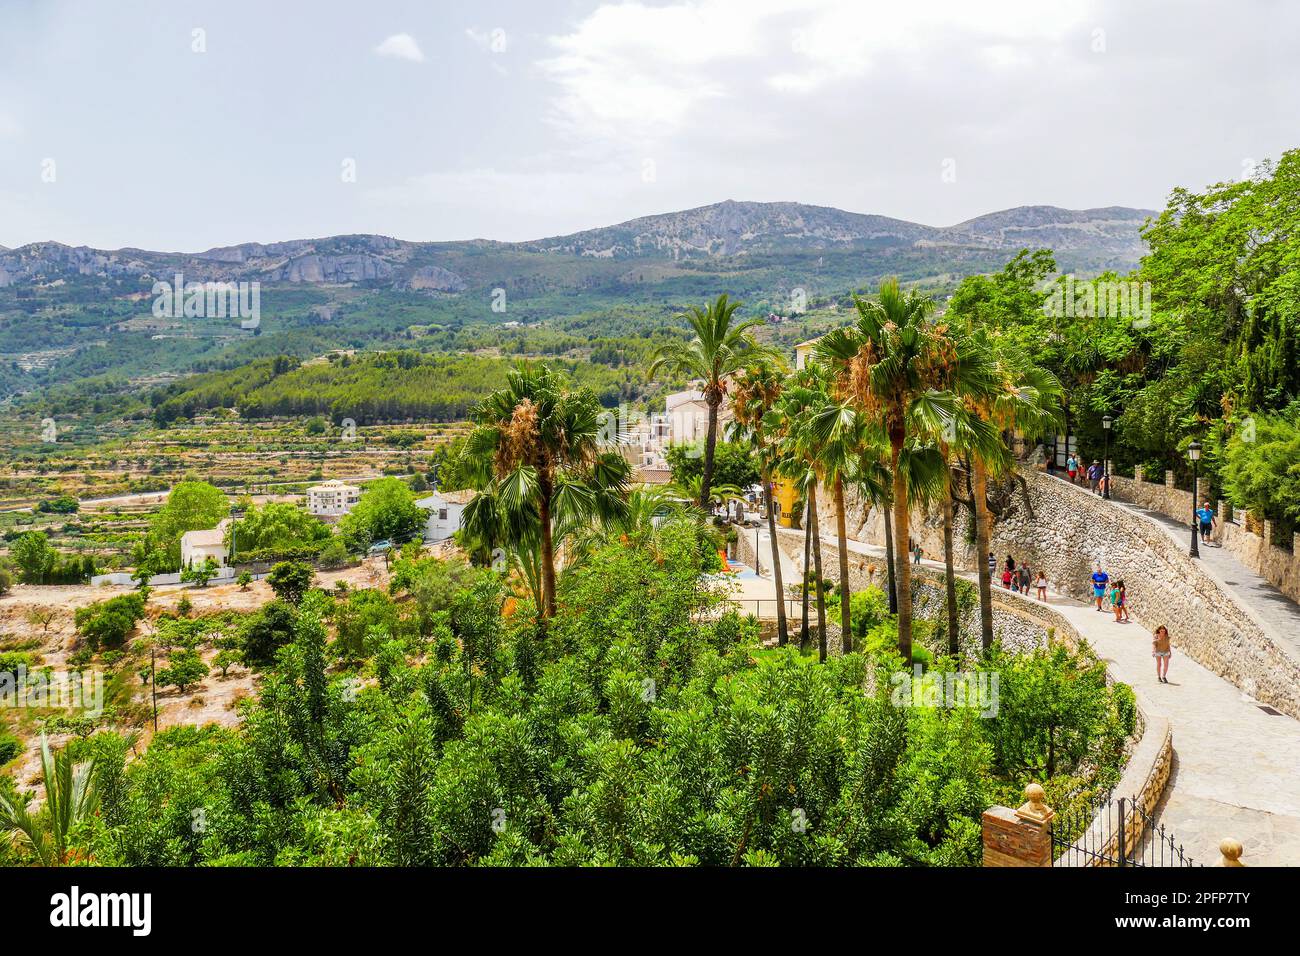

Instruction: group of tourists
[1064,453,1110,495]
[988,551,1049,601]
[1090,562,1130,622]
[1091,561,1173,682]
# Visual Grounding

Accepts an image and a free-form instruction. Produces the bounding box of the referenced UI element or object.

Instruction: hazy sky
[1,0,1294,251]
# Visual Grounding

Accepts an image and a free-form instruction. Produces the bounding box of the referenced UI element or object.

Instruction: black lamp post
[1101,415,1113,499]
[1189,440,1202,558]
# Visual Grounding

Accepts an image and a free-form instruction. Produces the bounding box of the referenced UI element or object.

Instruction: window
[438,508,448,520]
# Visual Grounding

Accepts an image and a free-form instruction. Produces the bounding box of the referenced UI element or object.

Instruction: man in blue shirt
[1196,502,1216,544]
[1087,460,1103,493]
[1090,563,1110,611]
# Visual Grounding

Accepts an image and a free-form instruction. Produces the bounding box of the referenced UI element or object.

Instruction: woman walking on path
[1153,625,1172,683]
[1067,453,1079,485]
[1035,570,1048,602]
[1112,580,1126,623]
[1001,565,1013,589]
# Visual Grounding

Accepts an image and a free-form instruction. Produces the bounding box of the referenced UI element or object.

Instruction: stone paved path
[1106,495,1300,660]
[744,526,1300,866]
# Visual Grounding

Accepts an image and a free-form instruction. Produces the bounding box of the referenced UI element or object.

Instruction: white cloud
[374,33,425,63]
[0,110,20,139]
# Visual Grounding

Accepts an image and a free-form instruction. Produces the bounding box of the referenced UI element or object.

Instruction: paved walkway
[739,526,1300,866]
[1106,495,1300,659]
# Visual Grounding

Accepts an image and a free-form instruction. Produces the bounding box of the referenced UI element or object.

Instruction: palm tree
[0,736,100,866]
[816,278,968,661]
[771,370,834,661]
[727,361,790,646]
[650,295,771,509]
[802,375,867,654]
[460,364,630,619]
[965,338,1063,650]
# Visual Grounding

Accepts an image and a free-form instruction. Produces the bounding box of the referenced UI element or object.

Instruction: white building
[180,519,230,568]
[416,489,473,543]
[664,387,732,447]
[307,480,361,518]
[794,337,822,370]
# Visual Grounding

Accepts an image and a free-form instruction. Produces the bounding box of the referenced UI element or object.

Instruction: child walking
[1035,570,1048,602]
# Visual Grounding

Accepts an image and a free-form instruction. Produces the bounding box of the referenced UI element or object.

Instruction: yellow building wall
[774,477,798,528]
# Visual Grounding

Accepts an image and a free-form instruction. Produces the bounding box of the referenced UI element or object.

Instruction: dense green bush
[73,593,146,650]
[22,522,1135,868]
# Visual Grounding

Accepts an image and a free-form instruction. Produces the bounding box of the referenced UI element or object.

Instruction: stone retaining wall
[763,525,1172,867]
[813,471,1300,719]
[1108,467,1300,606]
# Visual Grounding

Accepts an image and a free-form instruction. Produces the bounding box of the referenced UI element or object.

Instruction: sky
[0,0,1295,251]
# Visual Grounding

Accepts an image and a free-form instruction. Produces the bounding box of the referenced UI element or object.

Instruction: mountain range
[0,201,1155,291]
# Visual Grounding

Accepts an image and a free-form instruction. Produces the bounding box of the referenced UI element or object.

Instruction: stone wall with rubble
[769,527,1068,658]
[817,470,1300,719]
[1104,467,1300,606]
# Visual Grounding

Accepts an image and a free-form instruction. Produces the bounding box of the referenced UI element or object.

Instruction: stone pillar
[1134,465,1144,483]
[1217,839,1245,867]
[1263,520,1273,550]
[983,784,1055,867]
[1164,470,1175,488]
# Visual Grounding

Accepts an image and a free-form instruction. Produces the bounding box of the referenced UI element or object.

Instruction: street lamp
[1101,415,1113,500]
[1189,440,1202,558]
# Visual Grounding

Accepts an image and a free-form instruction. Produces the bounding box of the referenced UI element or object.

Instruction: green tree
[817,278,976,660]
[267,561,314,605]
[158,649,209,694]
[338,478,424,552]
[459,363,629,619]
[0,736,100,866]
[650,294,771,508]
[143,480,229,569]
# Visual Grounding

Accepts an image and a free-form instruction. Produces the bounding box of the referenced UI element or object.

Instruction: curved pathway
[747,526,1300,865]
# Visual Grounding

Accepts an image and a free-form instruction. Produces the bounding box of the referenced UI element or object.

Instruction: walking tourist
[1112,579,1126,623]
[1087,459,1103,493]
[1153,625,1172,683]
[912,542,922,565]
[1091,563,1110,610]
[987,551,996,580]
[1001,565,1013,589]
[1196,501,1216,544]
[1066,453,1079,484]
[1035,570,1048,601]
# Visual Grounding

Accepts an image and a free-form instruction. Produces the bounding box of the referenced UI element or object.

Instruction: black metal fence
[1051,791,1199,867]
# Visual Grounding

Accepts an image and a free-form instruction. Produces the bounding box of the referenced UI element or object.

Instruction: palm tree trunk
[809,483,828,663]
[700,396,720,509]
[538,479,558,619]
[800,497,812,654]
[762,470,788,647]
[891,444,913,662]
[833,475,852,653]
[882,498,898,614]
[973,456,994,652]
[942,487,960,657]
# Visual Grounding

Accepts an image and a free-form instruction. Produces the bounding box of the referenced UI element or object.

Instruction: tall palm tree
[965,338,1063,650]
[771,370,834,661]
[817,278,970,661]
[727,361,790,646]
[802,375,867,654]
[650,294,771,509]
[460,364,630,619]
[0,736,100,866]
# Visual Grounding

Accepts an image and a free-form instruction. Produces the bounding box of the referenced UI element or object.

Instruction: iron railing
[1051,791,1199,867]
